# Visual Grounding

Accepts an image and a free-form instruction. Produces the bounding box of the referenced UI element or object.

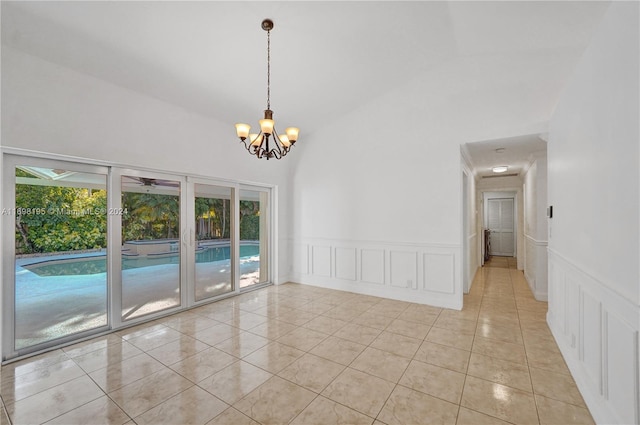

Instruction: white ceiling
[464,134,547,178]
[2,1,610,161]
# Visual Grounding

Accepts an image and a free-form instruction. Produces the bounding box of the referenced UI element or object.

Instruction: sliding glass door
[120,174,183,321]
[3,156,109,356]
[2,155,273,361]
[239,188,269,288]
[193,183,234,301]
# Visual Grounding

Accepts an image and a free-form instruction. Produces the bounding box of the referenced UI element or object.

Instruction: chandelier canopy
[235,19,299,160]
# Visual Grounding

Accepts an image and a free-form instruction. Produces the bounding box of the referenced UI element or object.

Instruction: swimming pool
[23,244,259,277]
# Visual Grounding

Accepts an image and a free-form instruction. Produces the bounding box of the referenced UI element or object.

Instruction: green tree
[122,192,179,241]
[15,169,107,253]
[239,200,260,240]
[195,198,230,240]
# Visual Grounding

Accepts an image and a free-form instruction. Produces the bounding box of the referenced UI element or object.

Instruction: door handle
[182,229,195,247]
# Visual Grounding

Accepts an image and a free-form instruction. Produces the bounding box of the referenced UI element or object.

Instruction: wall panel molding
[334,247,357,281]
[311,245,331,277]
[292,243,309,275]
[524,234,548,246]
[290,237,462,310]
[547,249,639,425]
[360,249,385,285]
[390,251,417,289]
[524,234,548,301]
[423,253,455,294]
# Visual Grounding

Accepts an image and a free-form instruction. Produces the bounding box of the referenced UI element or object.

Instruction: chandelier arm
[239,130,259,152]
[270,149,282,160]
[271,128,284,155]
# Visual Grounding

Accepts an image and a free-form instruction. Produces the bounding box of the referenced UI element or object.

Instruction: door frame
[462,170,470,293]
[482,191,517,259]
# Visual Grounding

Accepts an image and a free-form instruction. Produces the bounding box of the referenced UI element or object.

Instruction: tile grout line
[2,277,591,425]
[0,394,12,425]
[512,263,544,425]
[224,294,390,424]
[454,268,482,425]
[459,260,522,425]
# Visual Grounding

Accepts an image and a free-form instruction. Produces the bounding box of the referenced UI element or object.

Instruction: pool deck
[14,251,260,350]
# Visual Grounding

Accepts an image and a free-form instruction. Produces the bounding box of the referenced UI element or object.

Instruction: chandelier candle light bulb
[234,19,299,160]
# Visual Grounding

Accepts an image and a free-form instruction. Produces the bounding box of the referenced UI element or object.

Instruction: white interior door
[487,198,515,256]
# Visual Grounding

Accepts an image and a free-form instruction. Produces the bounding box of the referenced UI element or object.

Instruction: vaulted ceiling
[2,1,611,141]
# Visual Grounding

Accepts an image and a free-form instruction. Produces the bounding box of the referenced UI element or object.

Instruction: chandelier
[235,19,299,160]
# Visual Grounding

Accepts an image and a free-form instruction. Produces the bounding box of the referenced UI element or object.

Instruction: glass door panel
[239,189,269,288]
[121,175,181,320]
[13,165,108,351]
[194,184,233,301]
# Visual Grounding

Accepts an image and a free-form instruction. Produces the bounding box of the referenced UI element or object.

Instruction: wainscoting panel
[524,235,548,301]
[423,253,455,294]
[547,249,639,425]
[292,243,309,275]
[548,261,565,335]
[564,273,580,353]
[360,249,385,285]
[335,247,357,281]
[604,311,638,425]
[390,251,417,289]
[290,238,462,310]
[524,236,537,289]
[579,289,601,393]
[311,245,331,277]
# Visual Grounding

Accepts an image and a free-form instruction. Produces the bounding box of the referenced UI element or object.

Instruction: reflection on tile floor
[0,256,595,424]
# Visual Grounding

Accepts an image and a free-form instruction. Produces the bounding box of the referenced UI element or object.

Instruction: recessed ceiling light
[492,166,508,173]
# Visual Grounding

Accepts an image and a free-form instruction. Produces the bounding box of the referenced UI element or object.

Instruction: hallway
[1,260,593,424]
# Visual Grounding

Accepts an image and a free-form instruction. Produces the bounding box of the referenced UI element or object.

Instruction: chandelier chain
[266,29,271,110]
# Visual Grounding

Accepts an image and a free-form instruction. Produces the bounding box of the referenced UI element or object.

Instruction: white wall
[523,155,548,300]
[288,64,545,309]
[547,3,639,424]
[1,47,295,283]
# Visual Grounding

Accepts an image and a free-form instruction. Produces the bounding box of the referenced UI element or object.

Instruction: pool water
[24,244,259,277]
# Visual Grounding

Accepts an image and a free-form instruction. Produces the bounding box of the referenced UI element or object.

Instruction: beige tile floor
[0,257,595,425]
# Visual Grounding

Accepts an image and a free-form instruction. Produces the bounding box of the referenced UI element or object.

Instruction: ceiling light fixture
[235,19,299,160]
[492,166,509,173]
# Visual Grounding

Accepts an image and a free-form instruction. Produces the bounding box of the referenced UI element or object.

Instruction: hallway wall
[289,68,546,310]
[547,2,639,424]
[523,155,548,300]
